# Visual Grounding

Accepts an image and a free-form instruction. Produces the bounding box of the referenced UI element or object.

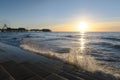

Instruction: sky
[0,0,120,32]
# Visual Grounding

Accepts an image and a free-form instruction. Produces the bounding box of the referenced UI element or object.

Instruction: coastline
[0,42,119,80]
[0,42,61,63]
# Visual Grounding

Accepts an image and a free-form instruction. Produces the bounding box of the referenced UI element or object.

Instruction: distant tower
[1,24,8,32]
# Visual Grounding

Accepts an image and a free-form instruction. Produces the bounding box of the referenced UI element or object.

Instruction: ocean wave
[41,38,70,42]
[97,58,120,62]
[64,35,81,38]
[24,35,45,38]
[54,48,70,53]
[92,42,112,46]
[102,37,120,42]
[92,42,120,50]
[21,39,70,53]
[114,45,120,49]
[20,39,120,77]
[20,39,99,72]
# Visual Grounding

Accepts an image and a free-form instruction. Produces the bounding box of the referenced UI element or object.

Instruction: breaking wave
[20,39,98,71]
[20,39,120,77]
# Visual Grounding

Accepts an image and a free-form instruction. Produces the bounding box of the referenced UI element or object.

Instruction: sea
[0,32,120,76]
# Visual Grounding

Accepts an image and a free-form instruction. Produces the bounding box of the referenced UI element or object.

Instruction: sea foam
[20,39,120,77]
[20,39,102,71]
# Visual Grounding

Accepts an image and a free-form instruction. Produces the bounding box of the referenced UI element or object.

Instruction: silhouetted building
[30,29,51,32]
[30,29,41,32]
[41,29,51,32]
[1,27,27,32]
[1,24,27,32]
[18,28,27,32]
[1,24,52,32]
[1,24,8,32]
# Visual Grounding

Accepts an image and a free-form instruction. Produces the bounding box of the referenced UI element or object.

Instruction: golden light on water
[79,33,85,53]
[77,21,87,53]
[77,21,89,33]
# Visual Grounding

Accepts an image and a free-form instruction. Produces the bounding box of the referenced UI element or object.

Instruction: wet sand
[0,42,119,80]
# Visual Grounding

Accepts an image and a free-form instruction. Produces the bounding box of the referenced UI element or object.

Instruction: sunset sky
[0,0,120,32]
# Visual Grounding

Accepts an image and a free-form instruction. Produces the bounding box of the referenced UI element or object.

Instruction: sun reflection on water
[79,32,86,53]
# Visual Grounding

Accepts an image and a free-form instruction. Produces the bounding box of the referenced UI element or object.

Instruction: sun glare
[78,21,88,33]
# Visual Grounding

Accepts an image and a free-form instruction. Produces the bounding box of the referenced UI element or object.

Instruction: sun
[78,21,89,33]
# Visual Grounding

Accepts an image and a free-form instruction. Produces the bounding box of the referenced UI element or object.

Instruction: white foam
[20,39,99,71]
[20,39,120,77]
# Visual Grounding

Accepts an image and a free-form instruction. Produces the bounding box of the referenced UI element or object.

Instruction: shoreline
[0,42,119,80]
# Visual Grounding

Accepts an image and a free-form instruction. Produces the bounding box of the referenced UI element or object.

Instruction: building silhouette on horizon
[0,24,51,32]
